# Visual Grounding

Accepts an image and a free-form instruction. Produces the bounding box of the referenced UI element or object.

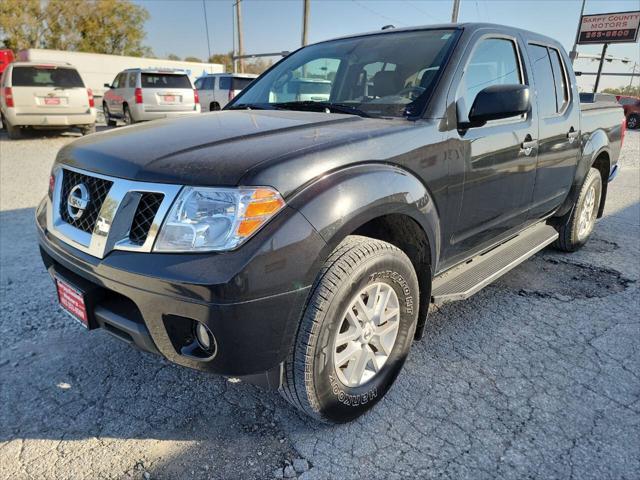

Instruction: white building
[18,49,224,97]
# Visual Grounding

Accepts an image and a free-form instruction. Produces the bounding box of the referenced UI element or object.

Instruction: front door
[447,35,539,262]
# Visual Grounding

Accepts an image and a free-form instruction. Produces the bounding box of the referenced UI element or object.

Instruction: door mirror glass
[104,83,112,88]
[462,84,530,128]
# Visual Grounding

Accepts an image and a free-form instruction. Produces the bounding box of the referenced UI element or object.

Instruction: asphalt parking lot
[0,125,638,480]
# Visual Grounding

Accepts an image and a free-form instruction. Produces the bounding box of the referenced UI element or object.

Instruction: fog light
[195,322,215,354]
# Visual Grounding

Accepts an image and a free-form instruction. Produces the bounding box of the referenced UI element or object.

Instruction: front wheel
[552,167,602,252]
[280,236,420,423]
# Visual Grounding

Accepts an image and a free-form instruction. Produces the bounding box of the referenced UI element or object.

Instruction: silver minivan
[103,68,200,125]
[195,73,257,111]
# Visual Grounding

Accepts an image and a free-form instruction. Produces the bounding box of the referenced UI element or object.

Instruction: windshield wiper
[271,101,376,118]
[227,103,277,111]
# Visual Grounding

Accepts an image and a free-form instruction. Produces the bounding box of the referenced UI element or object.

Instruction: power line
[350,0,408,27]
[202,0,212,65]
[401,1,444,23]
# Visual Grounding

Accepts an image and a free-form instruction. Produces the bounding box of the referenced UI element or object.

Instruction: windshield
[229,29,458,118]
[12,66,84,88]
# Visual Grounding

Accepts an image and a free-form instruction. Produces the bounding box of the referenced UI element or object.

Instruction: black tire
[5,117,23,139]
[103,103,117,127]
[210,102,221,111]
[627,114,639,130]
[81,124,96,135]
[552,167,602,252]
[123,105,134,125]
[280,235,420,423]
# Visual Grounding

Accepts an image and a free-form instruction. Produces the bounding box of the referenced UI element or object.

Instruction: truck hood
[57,110,411,194]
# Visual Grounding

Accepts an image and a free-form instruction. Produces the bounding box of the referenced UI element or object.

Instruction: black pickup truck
[36,23,625,423]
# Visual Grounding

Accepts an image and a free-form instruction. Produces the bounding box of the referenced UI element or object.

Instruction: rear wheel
[280,235,420,423]
[81,124,96,135]
[627,114,639,130]
[4,118,23,139]
[123,105,134,125]
[552,167,602,252]
[210,102,221,111]
[103,103,117,127]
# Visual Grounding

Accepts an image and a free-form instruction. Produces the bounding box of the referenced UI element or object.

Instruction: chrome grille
[60,170,113,233]
[48,166,182,259]
[129,192,164,245]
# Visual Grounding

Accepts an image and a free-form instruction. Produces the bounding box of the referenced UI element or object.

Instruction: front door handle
[521,136,538,155]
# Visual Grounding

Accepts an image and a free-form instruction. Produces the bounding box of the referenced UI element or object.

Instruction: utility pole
[569,0,587,64]
[202,0,212,69]
[593,43,608,93]
[235,0,244,73]
[451,0,460,23]
[301,0,310,47]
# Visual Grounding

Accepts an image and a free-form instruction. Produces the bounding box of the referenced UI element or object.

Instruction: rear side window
[231,77,254,90]
[548,48,569,112]
[12,66,84,88]
[529,45,557,117]
[128,73,137,88]
[459,38,522,117]
[141,73,191,89]
[219,76,231,90]
[204,77,214,89]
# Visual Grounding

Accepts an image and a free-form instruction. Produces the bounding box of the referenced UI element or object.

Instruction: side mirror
[462,84,530,128]
[104,83,112,89]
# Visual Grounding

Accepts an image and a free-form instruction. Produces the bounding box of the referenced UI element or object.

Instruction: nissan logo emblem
[67,183,90,220]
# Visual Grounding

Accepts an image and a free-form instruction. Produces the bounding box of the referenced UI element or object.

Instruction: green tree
[0,0,47,51]
[184,56,202,63]
[208,52,233,73]
[167,53,181,61]
[0,0,152,56]
[603,85,640,97]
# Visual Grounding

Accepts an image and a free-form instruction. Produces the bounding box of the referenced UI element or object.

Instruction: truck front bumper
[36,198,326,388]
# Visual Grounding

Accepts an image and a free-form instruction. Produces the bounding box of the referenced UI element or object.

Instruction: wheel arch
[289,163,440,339]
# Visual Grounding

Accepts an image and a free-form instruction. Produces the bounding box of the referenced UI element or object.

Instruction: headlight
[154,186,285,252]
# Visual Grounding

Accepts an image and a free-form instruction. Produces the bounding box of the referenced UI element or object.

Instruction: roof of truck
[320,22,563,49]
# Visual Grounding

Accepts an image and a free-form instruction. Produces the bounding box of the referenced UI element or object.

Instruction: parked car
[269,77,332,103]
[37,23,624,423]
[616,95,640,129]
[0,61,96,139]
[102,68,200,125]
[0,49,15,75]
[194,73,257,111]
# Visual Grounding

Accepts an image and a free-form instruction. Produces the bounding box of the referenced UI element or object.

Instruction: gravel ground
[0,125,638,480]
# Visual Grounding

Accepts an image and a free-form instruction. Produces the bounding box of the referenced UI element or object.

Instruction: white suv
[103,68,200,125]
[0,62,96,139]
[194,73,257,111]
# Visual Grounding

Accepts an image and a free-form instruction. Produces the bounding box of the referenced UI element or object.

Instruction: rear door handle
[567,129,579,143]
[521,138,538,155]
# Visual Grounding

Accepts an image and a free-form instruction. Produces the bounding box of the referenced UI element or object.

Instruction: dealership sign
[578,11,640,44]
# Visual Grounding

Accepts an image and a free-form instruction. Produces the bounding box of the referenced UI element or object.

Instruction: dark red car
[616,95,640,129]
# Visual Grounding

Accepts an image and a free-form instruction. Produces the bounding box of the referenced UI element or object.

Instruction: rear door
[140,72,195,112]
[526,44,580,218]
[10,65,89,115]
[105,72,126,116]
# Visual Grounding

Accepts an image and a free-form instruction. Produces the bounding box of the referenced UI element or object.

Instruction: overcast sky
[134,0,640,90]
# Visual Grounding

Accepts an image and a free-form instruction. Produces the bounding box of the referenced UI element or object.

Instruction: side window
[219,76,231,90]
[549,48,569,112]
[460,38,522,116]
[128,73,137,88]
[112,73,122,88]
[204,77,214,90]
[529,45,558,117]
